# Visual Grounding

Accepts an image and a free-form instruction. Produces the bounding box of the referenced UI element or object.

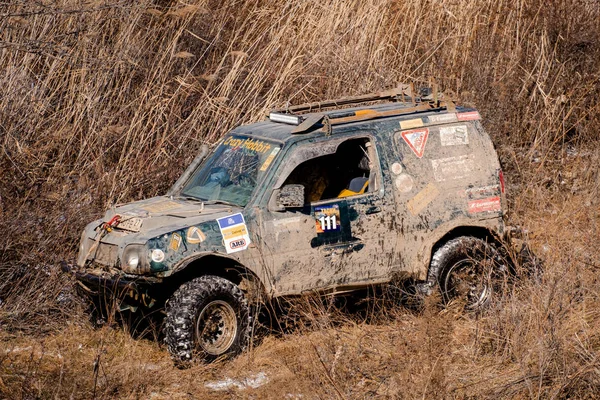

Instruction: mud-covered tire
[164,275,250,365]
[428,237,509,311]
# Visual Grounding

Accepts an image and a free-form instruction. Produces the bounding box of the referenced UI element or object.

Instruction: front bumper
[60,261,160,308]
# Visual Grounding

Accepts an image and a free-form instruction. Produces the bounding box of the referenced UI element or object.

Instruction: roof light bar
[269,112,303,126]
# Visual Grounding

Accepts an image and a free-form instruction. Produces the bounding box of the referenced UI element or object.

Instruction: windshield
[180,135,281,207]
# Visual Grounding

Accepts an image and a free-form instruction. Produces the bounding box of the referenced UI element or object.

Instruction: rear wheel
[165,275,250,365]
[429,237,509,311]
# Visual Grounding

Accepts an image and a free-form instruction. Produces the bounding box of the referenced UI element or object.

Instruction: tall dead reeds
[1,0,600,398]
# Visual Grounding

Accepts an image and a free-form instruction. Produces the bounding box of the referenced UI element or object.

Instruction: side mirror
[270,184,305,211]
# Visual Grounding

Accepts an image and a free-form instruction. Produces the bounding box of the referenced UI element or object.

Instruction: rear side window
[393,122,483,184]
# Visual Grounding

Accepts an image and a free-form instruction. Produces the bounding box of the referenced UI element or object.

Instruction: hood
[99,196,240,243]
[77,196,243,269]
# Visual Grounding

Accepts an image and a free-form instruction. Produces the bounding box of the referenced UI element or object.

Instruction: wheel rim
[443,259,493,310]
[195,300,238,356]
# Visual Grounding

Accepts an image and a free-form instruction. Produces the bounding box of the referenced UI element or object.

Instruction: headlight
[128,255,139,268]
[121,245,149,274]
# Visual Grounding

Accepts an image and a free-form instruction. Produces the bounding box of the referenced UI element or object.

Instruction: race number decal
[315,205,341,233]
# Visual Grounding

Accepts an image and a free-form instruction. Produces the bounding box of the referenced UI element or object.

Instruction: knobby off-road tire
[428,236,509,311]
[165,275,250,365]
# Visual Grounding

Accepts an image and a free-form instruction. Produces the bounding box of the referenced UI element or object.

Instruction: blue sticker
[217,213,245,229]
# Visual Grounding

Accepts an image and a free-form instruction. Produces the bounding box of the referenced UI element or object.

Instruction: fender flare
[416,218,503,279]
[163,251,268,300]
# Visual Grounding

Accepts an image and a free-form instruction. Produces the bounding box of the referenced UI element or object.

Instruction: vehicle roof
[229,101,472,144]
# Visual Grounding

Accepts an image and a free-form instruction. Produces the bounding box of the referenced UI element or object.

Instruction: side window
[393,123,477,183]
[282,137,376,203]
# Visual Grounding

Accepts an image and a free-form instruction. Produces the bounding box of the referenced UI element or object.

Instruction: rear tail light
[498,169,505,194]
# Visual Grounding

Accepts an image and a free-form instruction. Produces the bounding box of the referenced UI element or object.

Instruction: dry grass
[1,0,600,398]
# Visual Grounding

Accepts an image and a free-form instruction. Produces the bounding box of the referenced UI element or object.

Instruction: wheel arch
[423,224,503,286]
[430,225,503,256]
[417,220,503,280]
[159,253,267,304]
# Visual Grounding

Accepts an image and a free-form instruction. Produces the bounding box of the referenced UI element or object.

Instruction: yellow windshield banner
[223,137,272,153]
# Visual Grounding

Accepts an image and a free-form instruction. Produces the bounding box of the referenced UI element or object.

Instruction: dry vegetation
[1,0,599,398]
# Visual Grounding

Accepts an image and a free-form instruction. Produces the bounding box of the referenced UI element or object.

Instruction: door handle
[365,206,382,215]
[321,242,365,257]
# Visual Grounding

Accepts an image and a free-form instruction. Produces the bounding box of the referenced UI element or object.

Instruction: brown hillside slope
[1,0,599,398]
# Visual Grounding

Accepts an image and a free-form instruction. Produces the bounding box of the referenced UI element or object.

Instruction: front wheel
[429,237,509,311]
[165,275,250,364]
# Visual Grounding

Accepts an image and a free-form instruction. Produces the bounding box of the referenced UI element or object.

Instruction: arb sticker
[217,213,251,254]
[401,128,429,158]
[315,204,341,233]
[468,196,501,213]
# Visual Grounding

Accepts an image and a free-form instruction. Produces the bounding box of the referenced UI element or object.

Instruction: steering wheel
[236,172,256,186]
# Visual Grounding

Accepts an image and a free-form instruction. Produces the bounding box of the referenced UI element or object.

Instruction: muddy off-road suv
[64,86,512,363]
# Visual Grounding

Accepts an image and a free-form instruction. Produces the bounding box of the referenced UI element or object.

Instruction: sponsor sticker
[407,183,440,215]
[170,233,182,251]
[400,118,424,130]
[141,200,181,213]
[394,174,414,193]
[217,213,251,254]
[440,125,469,146]
[457,111,481,121]
[391,162,403,175]
[431,154,476,181]
[259,147,281,171]
[468,196,501,213]
[186,226,206,244]
[465,184,501,199]
[314,204,341,233]
[427,113,458,124]
[223,136,272,153]
[401,128,429,158]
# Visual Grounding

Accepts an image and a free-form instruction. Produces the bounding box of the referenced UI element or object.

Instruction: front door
[257,134,394,296]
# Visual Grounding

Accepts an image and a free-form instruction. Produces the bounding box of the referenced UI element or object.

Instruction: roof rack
[269,84,417,115]
[267,84,456,134]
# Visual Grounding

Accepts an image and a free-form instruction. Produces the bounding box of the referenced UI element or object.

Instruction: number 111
[319,215,337,231]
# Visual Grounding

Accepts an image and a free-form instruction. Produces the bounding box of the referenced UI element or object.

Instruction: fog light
[151,249,165,263]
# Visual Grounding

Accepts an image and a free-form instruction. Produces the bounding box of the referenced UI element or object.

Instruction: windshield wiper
[203,199,239,207]
[173,195,205,203]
